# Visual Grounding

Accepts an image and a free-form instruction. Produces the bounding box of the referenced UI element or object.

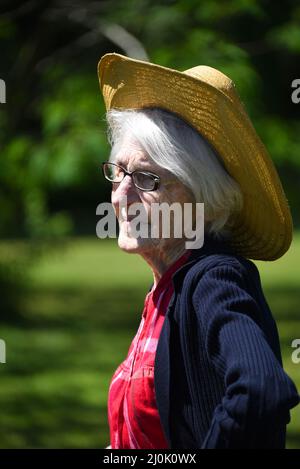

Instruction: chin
[117,232,152,254]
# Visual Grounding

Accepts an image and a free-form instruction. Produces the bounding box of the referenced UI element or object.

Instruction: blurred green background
[0,0,299,448]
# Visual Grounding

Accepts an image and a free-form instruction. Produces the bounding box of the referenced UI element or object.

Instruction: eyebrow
[112,156,123,166]
[112,157,158,174]
[110,151,129,167]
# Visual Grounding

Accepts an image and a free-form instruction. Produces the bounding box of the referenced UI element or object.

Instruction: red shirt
[107,250,191,449]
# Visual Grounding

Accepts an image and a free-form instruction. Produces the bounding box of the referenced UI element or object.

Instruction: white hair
[105,107,243,239]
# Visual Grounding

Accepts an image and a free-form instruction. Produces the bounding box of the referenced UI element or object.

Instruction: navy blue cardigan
[153,235,300,449]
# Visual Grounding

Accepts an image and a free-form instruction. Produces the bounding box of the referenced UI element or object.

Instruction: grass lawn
[0,234,299,448]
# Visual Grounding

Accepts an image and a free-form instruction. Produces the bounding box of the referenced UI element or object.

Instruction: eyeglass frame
[102,161,162,192]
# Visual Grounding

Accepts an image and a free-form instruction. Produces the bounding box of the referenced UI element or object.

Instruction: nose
[111,174,139,207]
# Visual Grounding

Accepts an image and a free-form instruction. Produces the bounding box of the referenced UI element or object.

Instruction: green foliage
[0,72,109,238]
[1,0,300,239]
[268,21,300,54]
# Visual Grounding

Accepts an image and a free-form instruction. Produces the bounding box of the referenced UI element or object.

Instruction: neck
[141,241,187,288]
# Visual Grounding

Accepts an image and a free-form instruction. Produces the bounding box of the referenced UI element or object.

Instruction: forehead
[114,146,149,166]
[111,139,166,174]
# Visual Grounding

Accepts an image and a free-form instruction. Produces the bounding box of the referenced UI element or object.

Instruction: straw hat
[97,53,293,261]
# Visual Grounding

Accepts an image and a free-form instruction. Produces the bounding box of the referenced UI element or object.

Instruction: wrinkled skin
[111,139,195,287]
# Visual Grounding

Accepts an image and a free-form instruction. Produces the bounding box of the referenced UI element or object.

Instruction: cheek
[138,193,159,214]
[159,185,194,205]
[111,191,118,215]
[111,186,117,204]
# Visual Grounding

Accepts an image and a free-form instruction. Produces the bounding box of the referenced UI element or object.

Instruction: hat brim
[98,53,293,261]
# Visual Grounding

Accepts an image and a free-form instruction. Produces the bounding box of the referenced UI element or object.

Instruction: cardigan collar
[171,234,235,290]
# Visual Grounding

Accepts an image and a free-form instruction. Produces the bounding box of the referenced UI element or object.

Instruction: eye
[133,172,157,191]
[103,163,124,182]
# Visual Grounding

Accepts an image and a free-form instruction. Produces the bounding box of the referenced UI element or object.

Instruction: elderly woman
[98,53,299,449]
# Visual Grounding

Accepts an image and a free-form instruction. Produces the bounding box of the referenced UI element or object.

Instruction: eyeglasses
[102,162,161,192]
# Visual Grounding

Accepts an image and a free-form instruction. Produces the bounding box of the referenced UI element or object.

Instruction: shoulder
[179,251,267,321]
[184,251,260,290]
